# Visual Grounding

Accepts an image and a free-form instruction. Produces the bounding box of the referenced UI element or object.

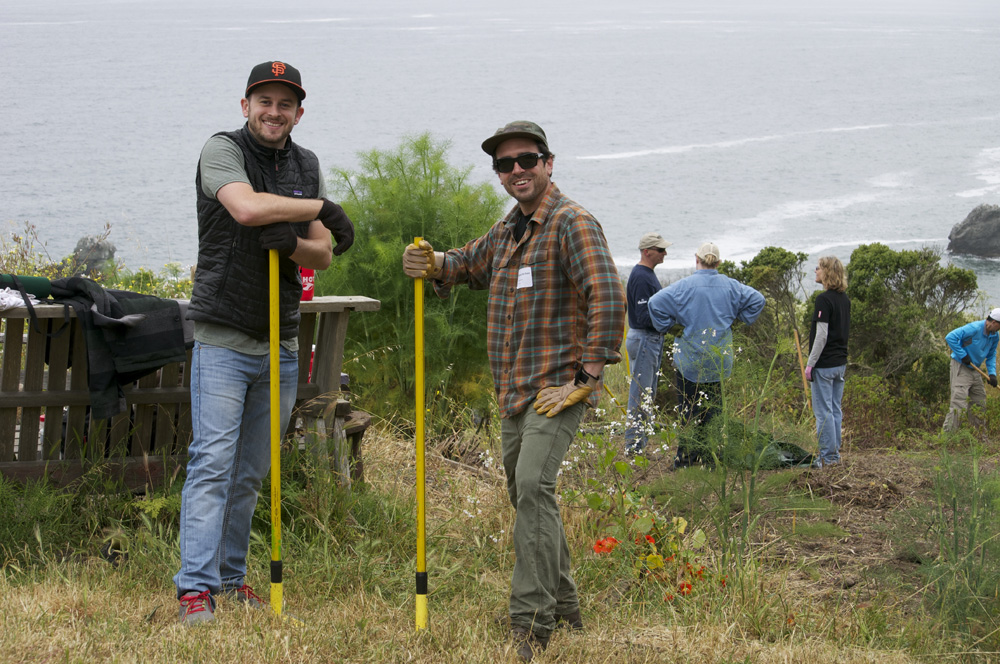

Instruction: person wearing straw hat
[941,308,1000,433]
[624,232,671,456]
[647,242,765,468]
[402,121,625,661]
[175,61,353,626]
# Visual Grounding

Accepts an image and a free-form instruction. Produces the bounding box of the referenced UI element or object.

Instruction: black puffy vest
[188,124,320,341]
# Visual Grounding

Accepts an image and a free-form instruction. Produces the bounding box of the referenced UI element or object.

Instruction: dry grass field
[2,417,991,664]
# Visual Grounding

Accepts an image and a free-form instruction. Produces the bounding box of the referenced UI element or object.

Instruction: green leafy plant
[591,511,721,602]
[845,243,977,379]
[319,133,506,418]
[720,245,808,356]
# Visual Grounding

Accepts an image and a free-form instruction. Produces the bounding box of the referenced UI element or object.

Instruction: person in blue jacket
[647,242,765,466]
[624,232,671,455]
[942,308,1000,433]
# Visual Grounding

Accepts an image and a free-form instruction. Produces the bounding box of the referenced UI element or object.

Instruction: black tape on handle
[271,560,282,584]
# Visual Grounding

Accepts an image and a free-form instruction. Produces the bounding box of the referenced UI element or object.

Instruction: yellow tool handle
[414,237,428,630]
[268,249,283,615]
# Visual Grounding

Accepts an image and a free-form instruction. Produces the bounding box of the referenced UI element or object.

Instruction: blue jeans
[811,365,846,467]
[625,328,663,452]
[174,341,298,598]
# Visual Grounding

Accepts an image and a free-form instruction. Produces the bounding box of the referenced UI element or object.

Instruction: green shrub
[846,244,977,379]
[904,352,951,405]
[720,246,808,356]
[319,134,506,419]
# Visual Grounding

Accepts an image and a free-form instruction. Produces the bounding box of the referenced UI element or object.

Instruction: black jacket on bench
[48,276,190,420]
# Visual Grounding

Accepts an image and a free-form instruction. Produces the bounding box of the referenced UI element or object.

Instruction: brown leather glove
[402,240,442,279]
[534,373,599,418]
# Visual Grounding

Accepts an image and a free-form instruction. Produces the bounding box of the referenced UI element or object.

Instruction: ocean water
[3,0,1000,301]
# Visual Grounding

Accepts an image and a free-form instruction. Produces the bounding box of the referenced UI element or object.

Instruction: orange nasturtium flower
[678,582,693,596]
[593,536,620,554]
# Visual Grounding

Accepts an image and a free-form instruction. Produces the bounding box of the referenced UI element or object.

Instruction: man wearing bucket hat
[647,242,765,467]
[402,121,625,660]
[624,232,671,456]
[175,61,355,626]
[941,308,1000,433]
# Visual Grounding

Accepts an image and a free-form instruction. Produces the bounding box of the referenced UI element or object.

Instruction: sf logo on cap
[272,62,286,76]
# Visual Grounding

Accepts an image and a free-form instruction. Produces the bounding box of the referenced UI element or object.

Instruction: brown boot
[510,626,550,662]
[555,609,584,631]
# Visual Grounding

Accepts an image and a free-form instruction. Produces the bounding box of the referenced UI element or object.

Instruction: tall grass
[920,448,1000,649]
[0,410,984,663]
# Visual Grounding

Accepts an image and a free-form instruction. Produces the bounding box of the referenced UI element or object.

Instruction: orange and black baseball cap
[245,61,306,101]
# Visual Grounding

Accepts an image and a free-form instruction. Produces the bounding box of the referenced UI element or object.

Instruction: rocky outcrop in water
[73,235,117,275]
[948,204,1000,257]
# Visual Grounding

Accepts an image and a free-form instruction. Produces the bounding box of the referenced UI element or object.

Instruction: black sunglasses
[494,152,546,173]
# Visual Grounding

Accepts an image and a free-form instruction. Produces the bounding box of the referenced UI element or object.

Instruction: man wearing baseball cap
[175,61,356,625]
[942,308,1000,433]
[402,121,625,660]
[625,232,671,455]
[647,242,765,467]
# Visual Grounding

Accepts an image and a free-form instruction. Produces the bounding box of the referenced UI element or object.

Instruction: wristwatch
[574,367,599,387]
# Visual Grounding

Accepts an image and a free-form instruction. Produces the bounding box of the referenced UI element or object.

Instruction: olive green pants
[501,402,585,638]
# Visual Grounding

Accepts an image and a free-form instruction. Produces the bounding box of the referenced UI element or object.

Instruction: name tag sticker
[517,266,533,289]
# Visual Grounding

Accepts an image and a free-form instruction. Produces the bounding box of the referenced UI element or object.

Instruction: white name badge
[517,266,533,289]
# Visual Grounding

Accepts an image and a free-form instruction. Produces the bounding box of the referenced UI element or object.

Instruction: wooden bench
[0,295,380,490]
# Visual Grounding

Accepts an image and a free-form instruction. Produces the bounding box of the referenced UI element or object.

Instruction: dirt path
[759,451,936,605]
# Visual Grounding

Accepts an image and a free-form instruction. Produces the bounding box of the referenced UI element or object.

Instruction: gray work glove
[319,199,355,256]
[402,240,442,279]
[534,374,598,418]
[259,222,297,258]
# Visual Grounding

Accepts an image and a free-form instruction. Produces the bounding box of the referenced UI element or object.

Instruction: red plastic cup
[300,267,315,301]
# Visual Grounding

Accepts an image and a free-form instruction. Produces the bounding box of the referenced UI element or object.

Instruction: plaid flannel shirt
[433,183,625,418]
